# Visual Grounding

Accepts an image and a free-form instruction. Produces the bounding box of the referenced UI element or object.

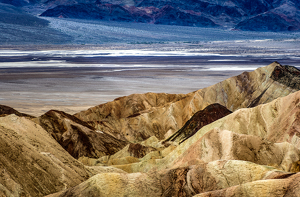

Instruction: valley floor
[1,40,300,116]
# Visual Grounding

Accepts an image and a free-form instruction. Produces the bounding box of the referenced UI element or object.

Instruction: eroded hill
[2,62,300,197]
[75,62,300,142]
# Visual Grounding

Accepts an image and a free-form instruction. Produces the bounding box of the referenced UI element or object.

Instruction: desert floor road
[0,41,300,116]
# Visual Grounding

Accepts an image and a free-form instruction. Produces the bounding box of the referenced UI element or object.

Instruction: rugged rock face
[47,160,296,197]
[169,128,300,172]
[195,173,300,197]
[75,92,186,141]
[53,83,300,196]
[0,104,35,118]
[35,110,128,159]
[271,64,300,89]
[0,114,91,196]
[2,63,300,196]
[196,90,300,148]
[75,62,300,142]
[165,103,232,144]
[78,82,300,173]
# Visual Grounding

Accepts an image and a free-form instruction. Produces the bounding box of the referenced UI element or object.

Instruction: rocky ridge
[2,62,300,196]
[0,114,126,196]
[75,62,300,142]
[0,104,35,118]
[52,75,300,196]
[34,110,128,159]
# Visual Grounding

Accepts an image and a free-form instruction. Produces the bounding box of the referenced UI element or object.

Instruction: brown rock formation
[86,88,300,174]
[75,92,186,141]
[75,62,300,142]
[47,160,293,197]
[35,110,128,159]
[195,90,300,148]
[0,104,35,118]
[3,63,300,197]
[169,128,300,172]
[195,173,300,197]
[0,114,101,196]
[271,64,300,89]
[165,103,232,144]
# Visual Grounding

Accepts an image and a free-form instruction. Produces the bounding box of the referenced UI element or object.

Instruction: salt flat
[1,40,300,116]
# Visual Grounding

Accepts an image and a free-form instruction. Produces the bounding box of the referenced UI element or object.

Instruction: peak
[0,105,35,118]
[270,63,300,89]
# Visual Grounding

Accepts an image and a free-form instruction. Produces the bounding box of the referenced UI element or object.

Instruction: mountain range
[1,0,300,31]
[20,0,300,31]
[1,62,300,196]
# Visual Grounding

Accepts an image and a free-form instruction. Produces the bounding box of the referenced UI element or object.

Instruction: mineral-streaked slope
[75,92,186,141]
[195,173,300,197]
[0,114,125,196]
[151,89,300,174]
[34,110,128,159]
[2,62,300,197]
[75,62,300,142]
[48,73,300,196]
[48,160,298,197]
[192,89,300,148]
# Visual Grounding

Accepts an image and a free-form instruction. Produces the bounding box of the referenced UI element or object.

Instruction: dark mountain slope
[165,103,232,144]
[0,3,71,44]
[35,110,128,159]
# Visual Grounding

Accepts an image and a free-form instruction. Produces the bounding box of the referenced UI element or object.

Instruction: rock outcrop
[165,103,232,144]
[194,90,300,148]
[78,83,300,174]
[0,104,35,118]
[75,92,186,141]
[0,114,101,196]
[35,110,128,159]
[75,62,300,142]
[195,173,300,197]
[47,160,296,197]
[2,62,300,196]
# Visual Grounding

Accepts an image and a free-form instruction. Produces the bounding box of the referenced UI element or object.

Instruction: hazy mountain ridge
[0,3,71,44]
[13,0,299,31]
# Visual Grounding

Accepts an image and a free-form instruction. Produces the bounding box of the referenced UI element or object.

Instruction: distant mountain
[0,3,71,44]
[36,0,300,31]
[1,0,299,30]
[0,0,29,7]
[40,3,219,27]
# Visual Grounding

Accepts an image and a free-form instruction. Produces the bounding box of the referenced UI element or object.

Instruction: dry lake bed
[1,40,300,116]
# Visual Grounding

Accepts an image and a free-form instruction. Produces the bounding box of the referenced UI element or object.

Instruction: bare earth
[1,41,300,116]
